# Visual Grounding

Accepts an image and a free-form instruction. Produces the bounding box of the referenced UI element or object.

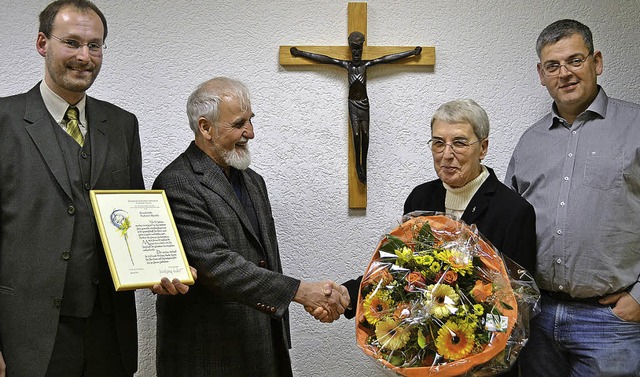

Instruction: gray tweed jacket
[153,141,300,377]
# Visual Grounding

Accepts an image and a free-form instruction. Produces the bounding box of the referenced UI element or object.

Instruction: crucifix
[279,2,435,209]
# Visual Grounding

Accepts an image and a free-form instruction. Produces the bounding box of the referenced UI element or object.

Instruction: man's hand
[303,282,350,323]
[599,291,640,322]
[150,266,198,295]
[294,280,349,322]
[0,350,6,377]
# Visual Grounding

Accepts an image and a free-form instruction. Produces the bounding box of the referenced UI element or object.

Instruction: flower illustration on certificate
[110,209,133,265]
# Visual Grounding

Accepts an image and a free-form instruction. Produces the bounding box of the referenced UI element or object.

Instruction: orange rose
[470,280,493,302]
[435,270,459,285]
[405,271,427,292]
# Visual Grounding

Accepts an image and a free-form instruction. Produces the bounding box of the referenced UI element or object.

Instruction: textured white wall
[2,1,639,376]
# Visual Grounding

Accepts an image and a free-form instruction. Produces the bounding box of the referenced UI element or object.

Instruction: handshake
[294,280,351,323]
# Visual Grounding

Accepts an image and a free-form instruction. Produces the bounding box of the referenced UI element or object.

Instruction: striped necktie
[65,106,84,146]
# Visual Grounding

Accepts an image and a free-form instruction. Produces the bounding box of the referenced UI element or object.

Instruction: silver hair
[186,77,251,134]
[430,99,489,140]
[536,19,593,59]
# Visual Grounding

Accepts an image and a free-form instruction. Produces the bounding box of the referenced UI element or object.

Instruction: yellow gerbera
[425,284,459,318]
[436,248,474,275]
[375,318,411,351]
[435,320,475,360]
[363,290,394,325]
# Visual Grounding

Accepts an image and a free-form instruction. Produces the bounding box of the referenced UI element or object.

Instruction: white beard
[222,146,251,170]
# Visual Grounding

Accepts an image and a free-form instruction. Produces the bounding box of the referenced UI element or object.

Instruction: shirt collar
[39,80,87,126]
[550,86,608,129]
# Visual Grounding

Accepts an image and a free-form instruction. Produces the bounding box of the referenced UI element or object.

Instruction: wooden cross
[279,2,435,209]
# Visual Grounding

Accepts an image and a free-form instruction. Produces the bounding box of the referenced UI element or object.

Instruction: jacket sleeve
[342,276,362,319]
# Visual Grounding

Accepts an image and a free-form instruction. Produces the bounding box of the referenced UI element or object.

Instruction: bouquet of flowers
[356,214,539,376]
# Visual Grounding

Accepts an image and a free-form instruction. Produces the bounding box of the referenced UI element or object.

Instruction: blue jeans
[519,295,640,377]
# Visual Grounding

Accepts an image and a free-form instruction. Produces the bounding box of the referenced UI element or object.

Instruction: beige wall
[2,1,639,375]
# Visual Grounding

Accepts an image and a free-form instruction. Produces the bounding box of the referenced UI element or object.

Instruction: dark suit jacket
[0,84,143,376]
[153,142,300,377]
[344,167,537,318]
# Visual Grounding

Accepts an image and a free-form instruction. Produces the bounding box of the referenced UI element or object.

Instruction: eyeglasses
[428,138,482,153]
[49,34,105,56]
[540,53,591,77]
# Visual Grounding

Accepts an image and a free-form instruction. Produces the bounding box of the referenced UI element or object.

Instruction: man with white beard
[152,77,349,376]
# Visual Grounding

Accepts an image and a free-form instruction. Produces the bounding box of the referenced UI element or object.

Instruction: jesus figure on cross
[291,31,421,184]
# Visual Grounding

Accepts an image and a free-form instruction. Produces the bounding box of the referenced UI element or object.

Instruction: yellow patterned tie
[65,106,84,146]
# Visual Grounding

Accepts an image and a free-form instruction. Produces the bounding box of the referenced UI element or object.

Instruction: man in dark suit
[153,77,350,377]
[0,1,190,376]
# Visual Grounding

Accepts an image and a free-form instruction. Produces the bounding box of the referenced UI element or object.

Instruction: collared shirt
[505,87,640,303]
[39,80,88,137]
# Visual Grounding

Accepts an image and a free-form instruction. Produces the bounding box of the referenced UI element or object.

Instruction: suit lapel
[185,143,264,249]
[86,97,109,188]
[23,85,73,199]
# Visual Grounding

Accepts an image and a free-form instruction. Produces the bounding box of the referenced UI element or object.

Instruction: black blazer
[344,167,537,318]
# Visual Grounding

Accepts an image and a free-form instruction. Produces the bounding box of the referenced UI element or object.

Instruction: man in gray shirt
[505,19,640,376]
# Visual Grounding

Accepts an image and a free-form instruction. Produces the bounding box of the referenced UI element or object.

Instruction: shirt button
[61,251,70,260]
[563,177,569,181]
[556,258,562,264]
[67,205,76,215]
[81,151,89,159]
[84,183,91,190]
[558,285,564,290]
[258,260,267,268]
[270,307,276,313]
[556,229,562,235]
[572,131,577,135]
[53,298,62,308]
[567,153,573,157]
[92,278,100,285]
[560,201,566,206]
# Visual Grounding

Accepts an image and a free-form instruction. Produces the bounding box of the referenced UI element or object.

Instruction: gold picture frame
[90,190,194,291]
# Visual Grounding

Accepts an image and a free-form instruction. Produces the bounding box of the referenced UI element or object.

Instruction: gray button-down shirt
[505,87,640,303]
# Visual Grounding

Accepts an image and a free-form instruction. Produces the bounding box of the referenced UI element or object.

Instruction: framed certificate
[90,190,194,291]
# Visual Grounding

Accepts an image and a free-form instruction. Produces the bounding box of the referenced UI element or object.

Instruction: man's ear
[536,63,546,86]
[36,32,48,57]
[198,117,213,140]
[593,50,604,76]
